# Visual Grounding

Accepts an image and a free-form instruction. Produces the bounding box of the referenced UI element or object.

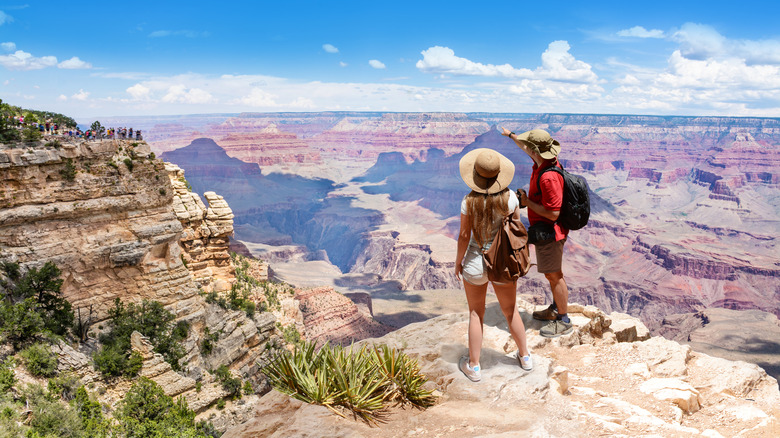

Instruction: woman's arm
[455,214,471,280]
[500,126,544,166]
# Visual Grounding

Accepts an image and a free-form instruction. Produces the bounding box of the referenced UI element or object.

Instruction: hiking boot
[540,319,574,338]
[517,353,533,371]
[533,304,558,321]
[459,356,481,382]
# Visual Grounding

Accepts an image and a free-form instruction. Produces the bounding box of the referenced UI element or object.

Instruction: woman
[455,148,532,382]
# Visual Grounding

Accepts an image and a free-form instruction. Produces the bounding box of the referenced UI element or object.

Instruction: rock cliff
[225,301,780,437]
[0,137,293,432]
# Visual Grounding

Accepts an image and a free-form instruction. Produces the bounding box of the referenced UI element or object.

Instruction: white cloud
[72,89,89,101]
[416,42,598,84]
[1,41,15,51]
[126,83,151,100]
[58,94,67,101]
[539,41,600,83]
[233,88,277,107]
[161,84,214,104]
[617,26,665,38]
[0,50,57,70]
[416,46,532,78]
[369,59,386,69]
[339,61,348,67]
[671,23,727,60]
[0,11,12,26]
[58,56,92,69]
[323,43,339,53]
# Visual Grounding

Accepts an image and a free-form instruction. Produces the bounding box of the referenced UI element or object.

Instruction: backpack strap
[535,161,564,195]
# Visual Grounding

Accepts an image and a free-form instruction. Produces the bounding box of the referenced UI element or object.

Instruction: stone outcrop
[0,138,198,322]
[168,162,236,292]
[0,138,287,433]
[225,302,780,437]
[294,286,393,346]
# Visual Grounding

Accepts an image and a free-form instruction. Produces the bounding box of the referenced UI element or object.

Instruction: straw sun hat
[459,148,515,194]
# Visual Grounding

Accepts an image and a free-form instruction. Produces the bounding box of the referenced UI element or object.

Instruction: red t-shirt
[528,160,569,241]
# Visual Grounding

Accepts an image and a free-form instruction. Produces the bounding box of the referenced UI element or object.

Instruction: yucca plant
[263,341,437,425]
[372,345,436,408]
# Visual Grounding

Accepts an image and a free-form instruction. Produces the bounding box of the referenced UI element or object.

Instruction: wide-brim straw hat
[516,129,561,160]
[459,148,515,194]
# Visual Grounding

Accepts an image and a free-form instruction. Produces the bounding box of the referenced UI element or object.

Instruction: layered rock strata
[294,286,393,345]
[0,139,197,321]
[168,162,236,292]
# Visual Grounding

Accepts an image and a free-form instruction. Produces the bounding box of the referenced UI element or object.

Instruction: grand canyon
[105,111,780,376]
[3,112,779,435]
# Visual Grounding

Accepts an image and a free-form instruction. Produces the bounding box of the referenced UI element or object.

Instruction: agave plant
[263,340,437,425]
[372,344,436,408]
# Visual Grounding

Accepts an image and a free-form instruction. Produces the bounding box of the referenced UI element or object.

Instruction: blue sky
[2,1,780,119]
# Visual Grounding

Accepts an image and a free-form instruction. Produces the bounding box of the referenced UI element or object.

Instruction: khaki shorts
[535,238,566,274]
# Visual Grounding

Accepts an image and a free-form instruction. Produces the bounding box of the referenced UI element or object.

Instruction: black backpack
[536,163,590,230]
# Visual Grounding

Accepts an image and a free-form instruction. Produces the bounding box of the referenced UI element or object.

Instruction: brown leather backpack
[483,207,533,283]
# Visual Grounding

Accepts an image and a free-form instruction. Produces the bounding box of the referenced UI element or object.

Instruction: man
[502,127,573,338]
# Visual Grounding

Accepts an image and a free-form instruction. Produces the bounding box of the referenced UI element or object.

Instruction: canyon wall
[139,112,780,335]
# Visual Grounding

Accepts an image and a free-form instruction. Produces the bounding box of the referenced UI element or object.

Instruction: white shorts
[462,245,488,285]
[461,245,509,286]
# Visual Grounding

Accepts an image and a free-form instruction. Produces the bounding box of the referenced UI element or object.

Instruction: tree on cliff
[0,261,75,349]
[94,299,190,378]
[0,98,21,143]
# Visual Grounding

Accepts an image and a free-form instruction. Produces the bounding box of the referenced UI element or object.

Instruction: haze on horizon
[2,1,780,119]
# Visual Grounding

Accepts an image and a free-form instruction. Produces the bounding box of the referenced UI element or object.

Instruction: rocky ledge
[225,301,779,437]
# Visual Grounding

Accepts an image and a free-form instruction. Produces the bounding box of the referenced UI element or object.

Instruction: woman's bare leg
[493,281,530,357]
[463,280,488,366]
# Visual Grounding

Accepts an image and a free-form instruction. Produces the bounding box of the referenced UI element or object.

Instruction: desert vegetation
[93,298,190,378]
[263,341,437,424]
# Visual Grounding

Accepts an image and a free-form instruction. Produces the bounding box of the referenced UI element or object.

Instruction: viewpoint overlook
[0,111,779,436]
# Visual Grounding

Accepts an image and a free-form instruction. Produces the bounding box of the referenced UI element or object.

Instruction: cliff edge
[225,301,780,437]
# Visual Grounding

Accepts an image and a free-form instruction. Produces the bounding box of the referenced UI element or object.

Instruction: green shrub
[19,343,58,377]
[60,158,76,181]
[116,377,210,438]
[45,139,62,148]
[123,158,134,172]
[200,327,219,356]
[48,372,81,401]
[22,125,42,142]
[264,341,437,424]
[0,358,15,392]
[0,261,74,347]
[94,299,187,378]
[214,365,242,399]
[242,380,254,395]
[72,385,112,436]
[22,384,83,438]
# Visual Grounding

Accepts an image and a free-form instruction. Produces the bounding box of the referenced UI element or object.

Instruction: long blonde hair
[465,188,510,247]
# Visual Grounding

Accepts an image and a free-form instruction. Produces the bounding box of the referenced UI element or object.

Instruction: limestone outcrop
[225,302,780,437]
[0,138,285,432]
[0,138,197,322]
[168,162,236,292]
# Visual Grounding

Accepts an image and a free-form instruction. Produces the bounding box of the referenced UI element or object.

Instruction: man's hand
[517,188,528,207]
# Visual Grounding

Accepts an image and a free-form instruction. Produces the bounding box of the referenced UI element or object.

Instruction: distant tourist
[503,128,573,338]
[455,148,533,382]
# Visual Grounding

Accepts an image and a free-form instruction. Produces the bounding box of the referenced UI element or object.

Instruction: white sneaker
[459,356,481,382]
[518,353,533,371]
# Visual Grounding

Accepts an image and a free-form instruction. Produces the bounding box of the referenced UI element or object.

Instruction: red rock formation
[294,286,393,345]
